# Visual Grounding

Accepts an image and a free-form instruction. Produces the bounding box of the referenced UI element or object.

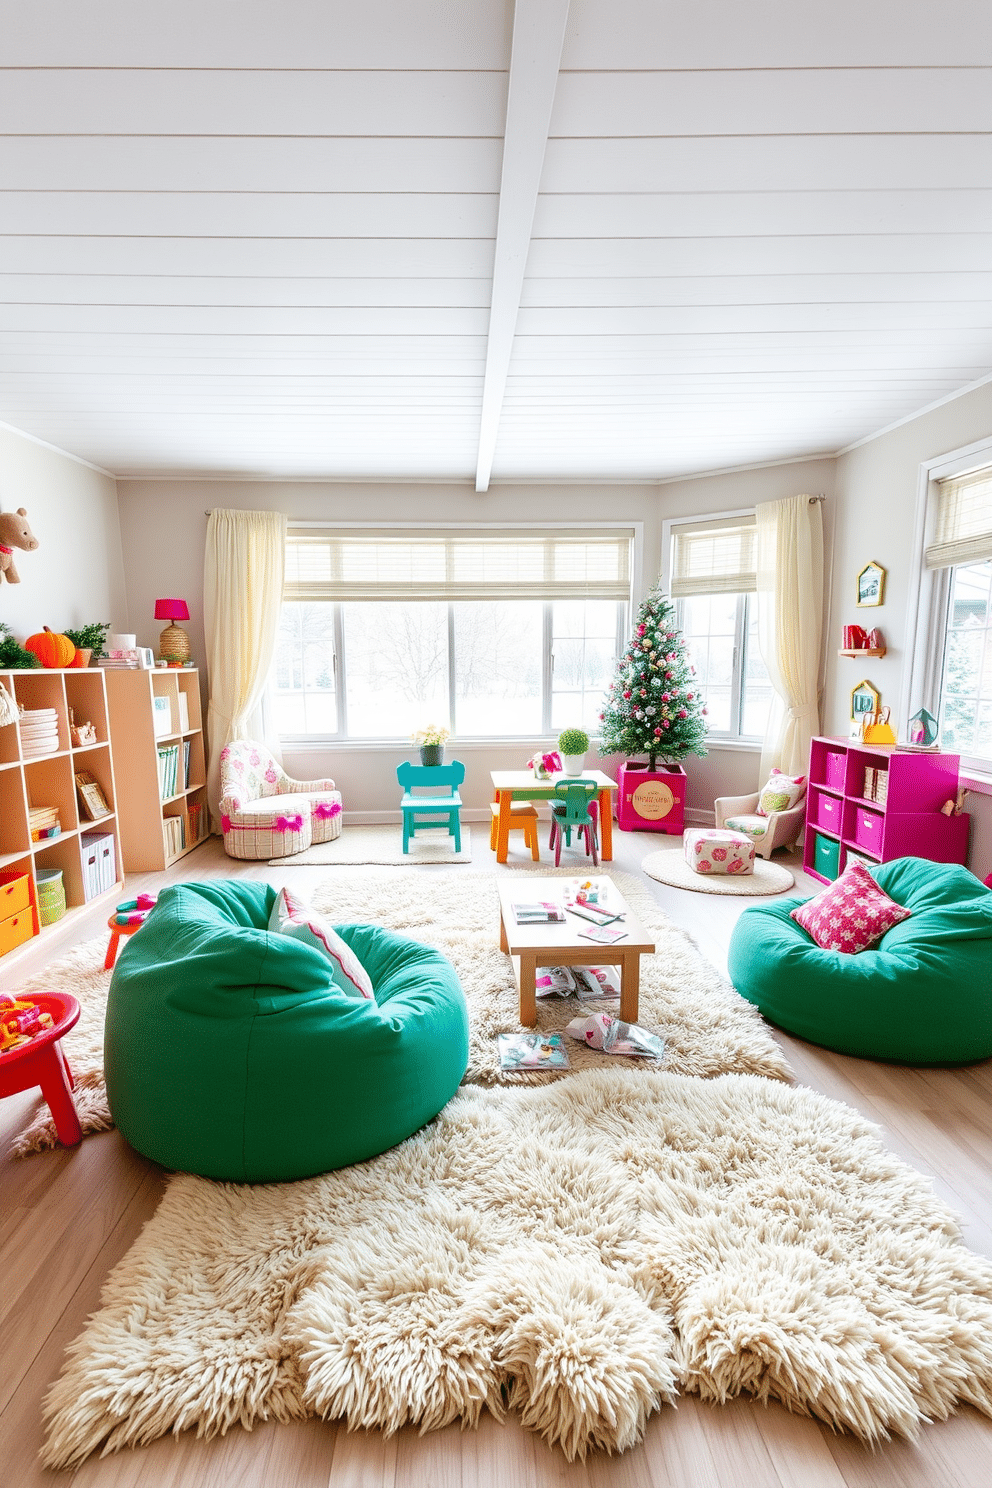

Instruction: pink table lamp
[154,597,191,663]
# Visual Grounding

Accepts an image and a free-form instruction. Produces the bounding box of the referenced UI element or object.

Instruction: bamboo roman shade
[670,516,757,597]
[284,528,633,602]
[925,465,992,570]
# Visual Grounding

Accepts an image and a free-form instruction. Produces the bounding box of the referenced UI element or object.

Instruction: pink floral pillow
[756,767,807,817]
[268,887,374,999]
[790,861,911,954]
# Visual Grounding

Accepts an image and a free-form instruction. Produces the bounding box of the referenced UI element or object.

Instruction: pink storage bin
[854,807,884,854]
[824,750,847,791]
[816,793,842,833]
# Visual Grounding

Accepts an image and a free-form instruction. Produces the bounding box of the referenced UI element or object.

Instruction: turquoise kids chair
[397,760,465,853]
[549,779,600,867]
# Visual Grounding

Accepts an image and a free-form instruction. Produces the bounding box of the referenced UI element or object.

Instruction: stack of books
[97,649,142,669]
[163,815,186,857]
[29,805,61,842]
[157,742,181,799]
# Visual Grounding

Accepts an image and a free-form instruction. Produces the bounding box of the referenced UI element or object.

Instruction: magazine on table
[578,923,628,945]
[512,901,566,925]
[498,1032,570,1070]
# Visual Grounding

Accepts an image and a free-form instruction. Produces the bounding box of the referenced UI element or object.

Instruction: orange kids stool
[0,992,82,1145]
[105,894,157,970]
[489,800,540,860]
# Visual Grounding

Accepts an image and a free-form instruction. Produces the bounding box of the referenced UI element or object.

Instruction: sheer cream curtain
[204,509,287,826]
[756,495,824,779]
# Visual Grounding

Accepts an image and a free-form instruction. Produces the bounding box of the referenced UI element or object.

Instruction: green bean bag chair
[727,857,992,1065]
[104,881,470,1181]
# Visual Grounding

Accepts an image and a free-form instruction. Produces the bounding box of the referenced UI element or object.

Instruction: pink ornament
[662,719,670,729]
[678,708,687,718]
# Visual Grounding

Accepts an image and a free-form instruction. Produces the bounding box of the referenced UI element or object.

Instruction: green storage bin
[36,867,66,925]
[813,832,840,881]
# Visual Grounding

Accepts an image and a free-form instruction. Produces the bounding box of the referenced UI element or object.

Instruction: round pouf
[105,881,470,1181]
[727,857,992,1065]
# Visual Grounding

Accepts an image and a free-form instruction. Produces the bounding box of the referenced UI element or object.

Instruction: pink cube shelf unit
[804,736,969,885]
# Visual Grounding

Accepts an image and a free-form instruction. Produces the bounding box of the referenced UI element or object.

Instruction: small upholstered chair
[397,760,465,853]
[549,779,600,867]
[714,789,806,861]
[219,741,342,860]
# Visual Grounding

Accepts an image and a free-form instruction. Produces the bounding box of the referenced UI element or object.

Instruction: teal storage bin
[814,832,840,880]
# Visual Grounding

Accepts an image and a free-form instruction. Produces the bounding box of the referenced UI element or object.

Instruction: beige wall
[0,425,125,641]
[831,381,992,880]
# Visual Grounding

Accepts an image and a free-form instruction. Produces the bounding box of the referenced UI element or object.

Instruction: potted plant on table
[412,723,450,766]
[598,586,708,834]
[64,622,111,668]
[557,727,590,776]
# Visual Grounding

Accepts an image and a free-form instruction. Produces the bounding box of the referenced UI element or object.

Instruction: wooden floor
[2,825,991,1486]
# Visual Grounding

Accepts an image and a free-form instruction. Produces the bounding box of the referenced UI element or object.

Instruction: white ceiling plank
[475,0,572,492]
[3,2,511,69]
[550,68,992,137]
[561,0,992,69]
[517,273,992,308]
[0,137,502,194]
[0,192,500,238]
[524,235,992,277]
[0,305,490,335]
[513,305,992,334]
[539,136,992,195]
[0,70,508,137]
[0,275,494,309]
[0,238,497,278]
[531,190,992,237]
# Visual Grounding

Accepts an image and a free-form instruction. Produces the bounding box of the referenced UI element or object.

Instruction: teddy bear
[0,507,39,583]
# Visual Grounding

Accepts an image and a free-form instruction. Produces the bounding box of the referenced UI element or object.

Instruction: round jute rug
[642,847,796,895]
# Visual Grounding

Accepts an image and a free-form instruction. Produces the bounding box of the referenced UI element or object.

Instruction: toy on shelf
[0,995,55,1053]
[0,507,40,585]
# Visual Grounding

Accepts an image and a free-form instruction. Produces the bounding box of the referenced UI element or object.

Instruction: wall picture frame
[857,560,886,607]
[850,678,880,724]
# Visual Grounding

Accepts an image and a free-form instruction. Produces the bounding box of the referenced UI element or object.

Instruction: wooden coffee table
[497,877,655,1027]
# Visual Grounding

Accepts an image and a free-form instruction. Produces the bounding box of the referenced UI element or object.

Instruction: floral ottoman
[683,827,755,875]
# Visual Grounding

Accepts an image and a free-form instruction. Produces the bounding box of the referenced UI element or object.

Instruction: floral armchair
[219,741,342,860]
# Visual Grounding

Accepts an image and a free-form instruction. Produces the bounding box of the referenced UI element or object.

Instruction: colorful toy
[105,894,158,969]
[0,507,40,584]
[0,995,55,1053]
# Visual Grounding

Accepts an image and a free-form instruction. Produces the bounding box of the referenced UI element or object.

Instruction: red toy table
[0,992,82,1145]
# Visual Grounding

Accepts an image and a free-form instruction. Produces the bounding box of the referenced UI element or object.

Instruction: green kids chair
[549,779,600,867]
[397,759,465,853]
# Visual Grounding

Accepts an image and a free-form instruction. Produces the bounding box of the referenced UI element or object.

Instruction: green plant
[64,621,111,655]
[557,727,590,755]
[598,586,708,770]
[0,622,42,669]
[411,724,451,746]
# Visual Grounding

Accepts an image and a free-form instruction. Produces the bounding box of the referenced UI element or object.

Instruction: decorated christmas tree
[599,587,708,770]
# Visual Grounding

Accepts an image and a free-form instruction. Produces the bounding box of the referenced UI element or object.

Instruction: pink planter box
[616,762,686,834]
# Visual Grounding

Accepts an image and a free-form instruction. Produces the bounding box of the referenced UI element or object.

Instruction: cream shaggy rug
[8,868,791,1156]
[271,823,472,864]
[41,1069,992,1468]
[642,847,796,895]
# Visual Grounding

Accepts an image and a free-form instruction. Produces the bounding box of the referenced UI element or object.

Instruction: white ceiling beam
[475,0,570,492]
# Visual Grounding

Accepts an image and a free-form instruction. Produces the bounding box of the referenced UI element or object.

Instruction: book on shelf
[152,695,172,737]
[187,800,203,843]
[177,692,190,732]
[157,743,180,800]
[162,814,186,857]
[183,738,191,789]
[498,1032,569,1070]
[512,901,566,925]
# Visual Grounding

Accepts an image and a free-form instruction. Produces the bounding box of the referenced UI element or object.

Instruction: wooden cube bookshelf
[0,666,124,970]
[104,667,208,872]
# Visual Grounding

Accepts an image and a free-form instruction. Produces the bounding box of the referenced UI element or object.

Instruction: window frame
[273,520,641,746]
[906,437,992,776]
[661,507,767,748]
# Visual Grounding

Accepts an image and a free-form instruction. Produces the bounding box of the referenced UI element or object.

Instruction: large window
[272,528,632,740]
[668,515,773,742]
[915,457,992,771]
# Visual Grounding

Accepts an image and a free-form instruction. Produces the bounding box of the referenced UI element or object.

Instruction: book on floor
[512,901,566,924]
[498,1032,569,1070]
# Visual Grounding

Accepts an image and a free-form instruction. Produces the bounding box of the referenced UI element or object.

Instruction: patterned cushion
[268,887,374,999]
[724,813,768,838]
[756,768,807,817]
[683,828,755,875]
[790,861,911,954]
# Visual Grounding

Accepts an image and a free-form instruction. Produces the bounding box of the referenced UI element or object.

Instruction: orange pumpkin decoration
[25,626,76,669]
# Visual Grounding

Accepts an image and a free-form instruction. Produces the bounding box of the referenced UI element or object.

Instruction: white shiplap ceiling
[1,0,991,486]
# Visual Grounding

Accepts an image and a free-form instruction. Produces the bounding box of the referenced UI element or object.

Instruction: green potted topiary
[558,727,590,776]
[64,622,111,668]
[0,622,42,669]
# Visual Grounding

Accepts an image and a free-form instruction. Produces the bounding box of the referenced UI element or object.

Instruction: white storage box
[81,830,117,900]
